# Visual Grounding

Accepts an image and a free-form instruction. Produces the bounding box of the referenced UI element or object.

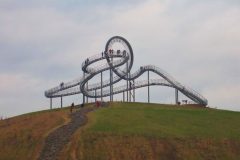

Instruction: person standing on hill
[70,102,74,113]
[96,101,100,108]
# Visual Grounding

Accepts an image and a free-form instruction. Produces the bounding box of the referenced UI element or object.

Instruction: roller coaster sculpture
[45,36,208,108]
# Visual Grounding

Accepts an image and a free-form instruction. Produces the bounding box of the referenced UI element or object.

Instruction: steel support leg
[129,73,131,102]
[133,80,135,102]
[111,56,113,101]
[148,71,150,103]
[61,96,62,108]
[101,72,103,101]
[95,90,97,103]
[129,72,131,102]
[127,80,128,102]
[110,68,111,101]
[50,98,52,109]
[83,93,85,104]
[86,81,88,103]
[126,61,128,102]
[175,89,178,105]
[111,71,113,101]
[123,91,125,102]
[83,73,85,104]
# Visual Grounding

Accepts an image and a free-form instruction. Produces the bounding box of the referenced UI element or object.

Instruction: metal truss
[45,36,208,106]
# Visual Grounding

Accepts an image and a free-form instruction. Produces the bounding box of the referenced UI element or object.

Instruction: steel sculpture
[45,36,208,107]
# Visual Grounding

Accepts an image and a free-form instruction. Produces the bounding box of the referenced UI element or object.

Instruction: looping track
[45,36,208,106]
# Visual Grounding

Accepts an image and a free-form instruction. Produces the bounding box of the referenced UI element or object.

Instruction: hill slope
[0,108,70,160]
[60,102,240,160]
[0,102,240,160]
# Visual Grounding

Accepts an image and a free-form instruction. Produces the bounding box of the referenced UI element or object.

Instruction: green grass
[1,102,240,160]
[88,102,240,139]
[59,102,240,160]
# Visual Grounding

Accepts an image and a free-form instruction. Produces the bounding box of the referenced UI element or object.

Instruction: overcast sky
[0,0,240,117]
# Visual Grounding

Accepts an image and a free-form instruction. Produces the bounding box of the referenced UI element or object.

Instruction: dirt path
[37,107,95,160]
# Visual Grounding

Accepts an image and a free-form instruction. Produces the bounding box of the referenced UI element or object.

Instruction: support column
[101,72,103,101]
[82,93,85,104]
[83,73,85,104]
[123,91,125,102]
[148,71,150,103]
[111,71,113,101]
[126,79,128,102]
[175,89,179,105]
[109,54,113,102]
[129,73,131,102]
[95,89,97,103]
[109,67,112,102]
[111,56,113,101]
[61,96,62,108]
[50,98,52,109]
[133,80,135,102]
[86,81,88,103]
[126,62,128,102]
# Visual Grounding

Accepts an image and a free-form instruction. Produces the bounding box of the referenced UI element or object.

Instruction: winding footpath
[37,107,95,160]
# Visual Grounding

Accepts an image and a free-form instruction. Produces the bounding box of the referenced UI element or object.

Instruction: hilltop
[0,102,240,160]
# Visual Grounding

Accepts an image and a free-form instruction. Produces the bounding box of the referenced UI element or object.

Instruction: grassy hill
[60,102,240,160]
[0,102,240,160]
[0,108,71,160]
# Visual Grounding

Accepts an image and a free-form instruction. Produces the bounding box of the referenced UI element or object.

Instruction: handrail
[45,36,208,106]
